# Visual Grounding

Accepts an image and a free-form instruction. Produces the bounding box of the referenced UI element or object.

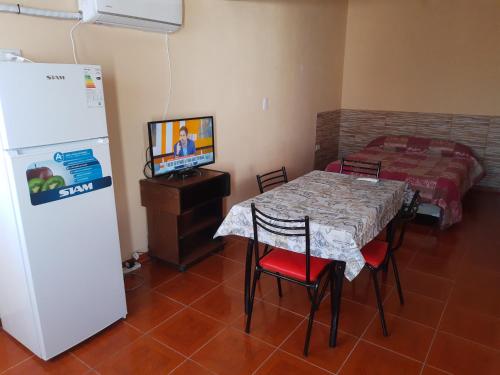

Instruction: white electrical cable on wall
[162,33,172,121]
[0,3,81,20]
[70,20,83,64]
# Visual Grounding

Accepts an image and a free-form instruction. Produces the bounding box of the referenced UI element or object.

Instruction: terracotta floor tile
[262,281,316,316]
[448,284,500,318]
[427,332,500,375]
[315,297,376,337]
[397,269,453,301]
[408,253,460,279]
[384,290,444,328]
[339,340,421,375]
[218,240,248,264]
[189,255,244,282]
[0,330,32,372]
[439,305,500,350]
[71,321,141,368]
[170,360,214,375]
[418,246,465,266]
[155,272,218,305]
[3,353,89,375]
[388,248,416,271]
[96,336,184,375]
[281,321,357,373]
[342,270,393,307]
[138,260,179,288]
[125,290,184,332]
[232,300,303,346]
[191,285,245,324]
[378,252,414,287]
[459,250,500,277]
[440,222,471,240]
[399,230,438,252]
[454,265,500,291]
[150,308,224,356]
[191,328,274,375]
[123,273,150,294]
[362,314,435,361]
[421,366,452,375]
[255,350,331,375]
[223,270,277,299]
[224,235,247,246]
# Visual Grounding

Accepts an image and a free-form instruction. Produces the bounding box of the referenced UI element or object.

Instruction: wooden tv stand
[140,168,231,271]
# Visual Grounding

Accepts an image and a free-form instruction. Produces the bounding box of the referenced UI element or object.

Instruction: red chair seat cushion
[361,240,388,268]
[260,248,332,282]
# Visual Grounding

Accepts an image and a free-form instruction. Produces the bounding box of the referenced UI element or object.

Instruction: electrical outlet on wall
[0,49,22,62]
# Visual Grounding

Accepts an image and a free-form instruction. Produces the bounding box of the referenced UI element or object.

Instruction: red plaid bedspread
[325,136,485,228]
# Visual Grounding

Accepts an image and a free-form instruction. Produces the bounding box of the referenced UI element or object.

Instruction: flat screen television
[148,116,215,177]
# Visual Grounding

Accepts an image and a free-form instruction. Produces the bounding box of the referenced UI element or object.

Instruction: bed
[325,136,485,228]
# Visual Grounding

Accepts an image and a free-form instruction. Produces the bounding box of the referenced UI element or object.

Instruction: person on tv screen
[174,126,196,157]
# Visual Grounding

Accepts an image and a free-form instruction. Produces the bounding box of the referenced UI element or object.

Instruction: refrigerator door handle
[6,138,109,158]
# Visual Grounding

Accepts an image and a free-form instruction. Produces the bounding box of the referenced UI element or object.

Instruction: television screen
[148,116,215,177]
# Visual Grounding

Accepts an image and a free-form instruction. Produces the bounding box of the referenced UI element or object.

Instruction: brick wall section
[315,109,500,188]
[314,110,341,170]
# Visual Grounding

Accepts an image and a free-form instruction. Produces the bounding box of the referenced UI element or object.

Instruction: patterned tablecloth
[214,170,407,281]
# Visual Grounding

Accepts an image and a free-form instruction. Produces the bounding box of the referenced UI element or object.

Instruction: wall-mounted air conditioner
[79,0,183,33]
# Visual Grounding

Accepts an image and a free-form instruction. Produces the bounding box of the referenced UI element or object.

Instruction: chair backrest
[250,203,312,282]
[340,158,381,178]
[392,190,421,251]
[256,166,288,193]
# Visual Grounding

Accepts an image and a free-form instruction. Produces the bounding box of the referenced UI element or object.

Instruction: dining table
[214,170,408,345]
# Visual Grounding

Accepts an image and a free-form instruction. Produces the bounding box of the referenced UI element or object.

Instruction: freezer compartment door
[9,138,126,359]
[0,63,107,150]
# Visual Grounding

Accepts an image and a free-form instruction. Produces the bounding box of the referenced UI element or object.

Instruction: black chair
[340,158,381,178]
[246,203,332,356]
[392,190,421,251]
[356,191,421,336]
[256,167,288,259]
[256,166,288,193]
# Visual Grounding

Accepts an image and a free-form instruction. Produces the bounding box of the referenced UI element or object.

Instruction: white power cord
[162,33,172,120]
[70,19,83,64]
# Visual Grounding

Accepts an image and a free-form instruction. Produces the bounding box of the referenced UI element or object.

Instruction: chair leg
[329,262,344,347]
[306,288,313,303]
[276,278,283,298]
[245,270,260,333]
[390,254,404,305]
[304,285,320,357]
[371,270,388,336]
[318,275,330,304]
[329,267,336,347]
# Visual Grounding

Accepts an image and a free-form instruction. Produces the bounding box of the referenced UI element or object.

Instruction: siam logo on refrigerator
[59,183,94,198]
[26,149,112,206]
[46,75,66,80]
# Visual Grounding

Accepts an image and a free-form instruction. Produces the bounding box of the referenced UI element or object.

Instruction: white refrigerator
[0,62,127,360]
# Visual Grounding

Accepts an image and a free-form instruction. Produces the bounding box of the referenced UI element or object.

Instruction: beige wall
[342,0,500,116]
[0,0,348,259]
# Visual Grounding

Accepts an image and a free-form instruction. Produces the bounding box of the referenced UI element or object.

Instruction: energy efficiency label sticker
[26,149,111,206]
[84,67,104,108]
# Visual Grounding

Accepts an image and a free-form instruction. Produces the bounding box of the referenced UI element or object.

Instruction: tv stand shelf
[140,168,230,271]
